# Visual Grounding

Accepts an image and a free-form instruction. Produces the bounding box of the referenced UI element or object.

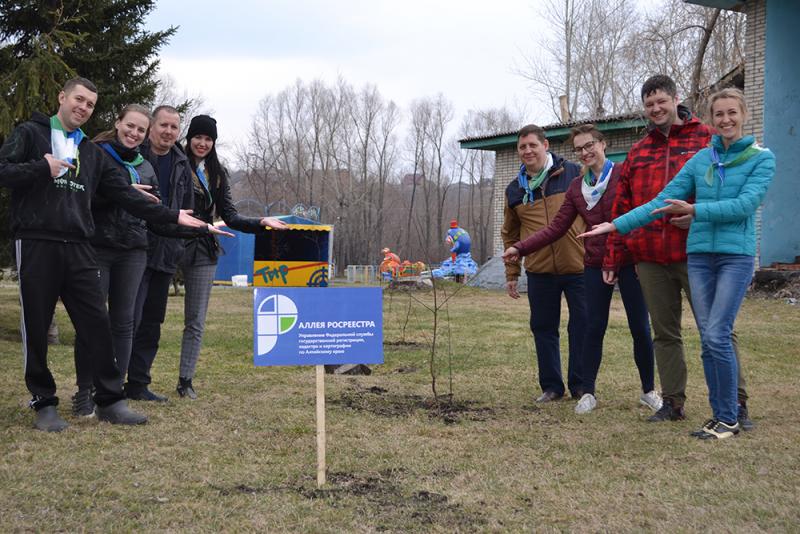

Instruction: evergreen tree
[0,0,175,265]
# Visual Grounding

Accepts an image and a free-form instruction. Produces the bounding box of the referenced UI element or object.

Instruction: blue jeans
[582,266,654,395]
[526,272,586,397]
[687,253,754,424]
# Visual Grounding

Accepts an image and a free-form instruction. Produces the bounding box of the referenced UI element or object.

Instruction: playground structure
[252,216,333,288]
[431,220,478,281]
[379,248,426,282]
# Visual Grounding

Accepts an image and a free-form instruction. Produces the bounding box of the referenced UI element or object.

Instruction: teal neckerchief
[50,115,85,177]
[100,143,144,184]
[581,159,613,210]
[704,140,764,187]
[517,156,552,204]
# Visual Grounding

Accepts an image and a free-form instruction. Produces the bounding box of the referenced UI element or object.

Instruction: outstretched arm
[98,153,204,228]
[260,217,289,230]
[578,221,617,239]
[508,185,581,260]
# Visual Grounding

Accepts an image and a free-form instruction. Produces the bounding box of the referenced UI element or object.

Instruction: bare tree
[425,94,455,255]
[404,98,430,258]
[637,0,744,111]
[235,78,521,270]
[456,107,520,263]
[517,0,743,123]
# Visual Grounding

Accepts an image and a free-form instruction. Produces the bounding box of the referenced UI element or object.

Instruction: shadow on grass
[329,384,495,424]
[211,469,486,531]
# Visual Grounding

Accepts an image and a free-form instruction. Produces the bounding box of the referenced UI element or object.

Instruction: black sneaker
[125,387,168,402]
[96,400,148,425]
[71,388,95,418]
[176,377,198,400]
[34,406,69,432]
[698,420,739,440]
[647,400,686,422]
[738,403,754,431]
[690,419,716,437]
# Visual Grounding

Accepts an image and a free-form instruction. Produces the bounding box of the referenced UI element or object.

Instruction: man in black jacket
[0,77,207,431]
[126,106,195,401]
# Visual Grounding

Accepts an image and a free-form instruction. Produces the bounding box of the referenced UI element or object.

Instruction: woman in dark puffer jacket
[503,124,659,416]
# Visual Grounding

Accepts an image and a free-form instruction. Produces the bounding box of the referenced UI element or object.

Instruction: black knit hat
[187,115,217,141]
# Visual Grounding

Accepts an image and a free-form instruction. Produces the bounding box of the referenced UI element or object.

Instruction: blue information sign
[253,287,383,366]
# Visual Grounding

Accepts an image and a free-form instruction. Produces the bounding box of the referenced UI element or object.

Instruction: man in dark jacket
[502,124,586,402]
[0,77,206,431]
[604,74,751,428]
[125,105,195,401]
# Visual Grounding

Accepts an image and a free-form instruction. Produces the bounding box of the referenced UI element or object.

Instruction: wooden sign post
[315,364,327,487]
[253,286,383,491]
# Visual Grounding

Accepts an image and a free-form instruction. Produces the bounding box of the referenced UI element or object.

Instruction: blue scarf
[705,142,763,187]
[50,116,85,177]
[516,153,553,204]
[581,159,613,211]
[195,161,213,204]
[100,143,143,184]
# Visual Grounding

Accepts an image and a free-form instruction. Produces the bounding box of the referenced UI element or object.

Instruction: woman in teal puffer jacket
[580,88,775,440]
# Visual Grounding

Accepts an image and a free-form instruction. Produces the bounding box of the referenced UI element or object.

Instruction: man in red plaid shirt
[603,75,752,428]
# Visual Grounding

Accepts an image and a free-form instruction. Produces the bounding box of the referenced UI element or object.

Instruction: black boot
[96,400,147,425]
[34,406,69,432]
[176,377,197,400]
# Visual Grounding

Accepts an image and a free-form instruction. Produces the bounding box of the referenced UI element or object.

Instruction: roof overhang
[459,118,647,151]
[683,0,746,12]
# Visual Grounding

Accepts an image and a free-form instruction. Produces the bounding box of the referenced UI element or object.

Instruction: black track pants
[15,239,125,409]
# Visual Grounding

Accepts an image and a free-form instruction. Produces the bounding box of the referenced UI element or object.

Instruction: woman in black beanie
[177,115,287,398]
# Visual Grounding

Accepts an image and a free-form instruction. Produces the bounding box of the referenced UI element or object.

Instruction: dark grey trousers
[179,262,217,379]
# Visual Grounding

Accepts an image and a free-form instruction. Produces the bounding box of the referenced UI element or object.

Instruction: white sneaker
[574,393,597,414]
[639,390,663,412]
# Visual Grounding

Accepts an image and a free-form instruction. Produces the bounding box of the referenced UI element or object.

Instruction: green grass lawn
[0,282,798,532]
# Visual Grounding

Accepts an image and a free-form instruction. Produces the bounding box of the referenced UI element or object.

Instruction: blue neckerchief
[65,130,85,164]
[196,163,213,203]
[581,159,614,211]
[49,115,86,176]
[517,164,544,204]
[49,115,86,163]
[100,143,142,184]
[705,139,763,187]
[585,159,613,187]
[516,154,554,204]
[709,147,724,186]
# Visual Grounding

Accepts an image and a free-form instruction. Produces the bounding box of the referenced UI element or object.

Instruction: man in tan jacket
[503,124,586,402]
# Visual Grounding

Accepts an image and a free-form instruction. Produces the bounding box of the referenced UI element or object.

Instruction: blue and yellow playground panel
[253,218,333,288]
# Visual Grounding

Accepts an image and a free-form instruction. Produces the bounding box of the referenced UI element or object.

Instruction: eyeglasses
[573,140,599,154]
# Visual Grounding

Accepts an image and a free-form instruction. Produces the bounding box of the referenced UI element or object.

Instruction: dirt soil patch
[330,384,495,424]
[212,470,486,532]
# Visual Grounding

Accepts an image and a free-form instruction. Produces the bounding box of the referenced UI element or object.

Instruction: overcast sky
[145,0,551,162]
